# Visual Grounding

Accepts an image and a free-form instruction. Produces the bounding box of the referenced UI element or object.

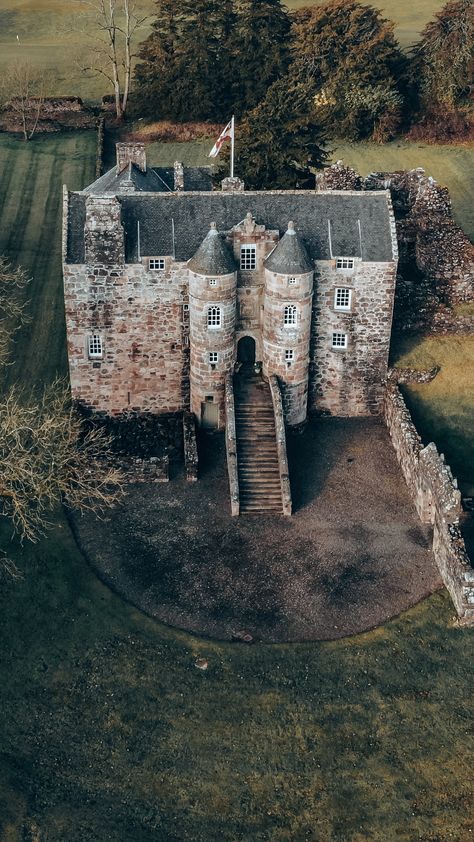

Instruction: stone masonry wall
[309,259,397,416]
[64,258,189,415]
[384,384,474,624]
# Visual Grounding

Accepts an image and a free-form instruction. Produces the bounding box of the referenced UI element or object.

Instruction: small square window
[209,279,217,287]
[334,288,352,310]
[285,349,294,364]
[240,245,256,270]
[332,332,348,349]
[183,303,189,312]
[288,277,297,286]
[149,258,165,271]
[336,257,355,271]
[88,334,103,359]
[209,352,218,364]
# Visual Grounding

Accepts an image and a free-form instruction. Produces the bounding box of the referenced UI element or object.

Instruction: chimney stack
[174,161,184,191]
[116,142,146,175]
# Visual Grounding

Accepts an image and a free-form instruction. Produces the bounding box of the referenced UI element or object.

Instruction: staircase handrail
[268,375,292,516]
[224,373,240,516]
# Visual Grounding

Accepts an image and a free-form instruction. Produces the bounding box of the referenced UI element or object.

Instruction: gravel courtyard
[72,418,442,642]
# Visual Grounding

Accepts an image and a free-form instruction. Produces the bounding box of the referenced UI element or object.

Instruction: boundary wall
[268,375,292,516]
[384,384,474,624]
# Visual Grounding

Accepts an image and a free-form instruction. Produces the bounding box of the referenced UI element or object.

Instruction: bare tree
[78,0,150,119]
[0,256,30,366]
[1,61,49,141]
[0,381,124,550]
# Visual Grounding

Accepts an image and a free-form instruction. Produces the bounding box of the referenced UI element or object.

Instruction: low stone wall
[183,411,198,482]
[224,374,239,516]
[384,385,474,624]
[268,375,292,516]
[118,454,169,483]
[96,117,105,178]
[387,366,439,385]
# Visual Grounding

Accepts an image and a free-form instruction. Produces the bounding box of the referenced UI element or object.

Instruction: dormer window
[88,334,103,359]
[240,245,256,270]
[283,305,297,327]
[207,306,222,329]
[336,257,354,272]
[149,258,165,271]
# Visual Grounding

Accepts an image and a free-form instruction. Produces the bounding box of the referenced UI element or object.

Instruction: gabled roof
[187,223,237,275]
[265,221,313,274]
[67,190,396,265]
[84,163,213,195]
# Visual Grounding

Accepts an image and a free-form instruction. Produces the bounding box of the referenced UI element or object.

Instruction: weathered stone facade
[63,143,399,428]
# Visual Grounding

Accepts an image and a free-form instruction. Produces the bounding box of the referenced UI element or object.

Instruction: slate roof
[265,221,313,274]
[85,163,213,195]
[187,223,238,274]
[66,190,395,265]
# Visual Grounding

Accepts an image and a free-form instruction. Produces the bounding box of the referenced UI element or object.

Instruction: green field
[0,0,446,101]
[0,133,473,839]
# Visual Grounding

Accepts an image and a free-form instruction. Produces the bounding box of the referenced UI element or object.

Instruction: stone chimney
[116,142,146,175]
[174,161,184,191]
[221,176,245,192]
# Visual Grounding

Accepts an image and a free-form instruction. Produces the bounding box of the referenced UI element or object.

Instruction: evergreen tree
[133,0,185,119]
[410,0,474,119]
[289,0,406,140]
[216,78,328,189]
[235,0,292,114]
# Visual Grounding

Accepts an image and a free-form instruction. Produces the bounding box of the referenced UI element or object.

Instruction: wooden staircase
[234,367,284,514]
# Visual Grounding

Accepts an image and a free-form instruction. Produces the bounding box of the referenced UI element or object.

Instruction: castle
[63,142,398,430]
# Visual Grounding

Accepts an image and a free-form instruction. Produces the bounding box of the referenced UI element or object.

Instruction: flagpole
[230,115,234,179]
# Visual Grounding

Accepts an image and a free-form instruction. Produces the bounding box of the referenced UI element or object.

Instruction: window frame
[334,287,352,311]
[149,257,166,271]
[240,244,257,271]
[207,305,222,330]
[88,334,103,359]
[288,277,297,286]
[208,278,217,287]
[335,257,355,272]
[331,332,348,350]
[283,304,298,328]
[208,351,219,368]
[285,349,295,364]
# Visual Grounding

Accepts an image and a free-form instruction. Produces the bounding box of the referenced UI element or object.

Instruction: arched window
[283,304,297,327]
[207,306,222,329]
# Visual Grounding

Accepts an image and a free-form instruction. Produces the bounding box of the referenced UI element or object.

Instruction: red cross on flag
[208,118,234,158]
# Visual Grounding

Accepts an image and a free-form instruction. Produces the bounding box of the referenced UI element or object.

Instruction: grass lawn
[0,133,473,839]
[0,0,446,102]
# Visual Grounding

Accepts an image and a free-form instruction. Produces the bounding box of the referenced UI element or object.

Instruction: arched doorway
[237,335,256,364]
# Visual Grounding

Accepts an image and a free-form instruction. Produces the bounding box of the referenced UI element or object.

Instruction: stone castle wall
[384,385,474,624]
[309,259,397,416]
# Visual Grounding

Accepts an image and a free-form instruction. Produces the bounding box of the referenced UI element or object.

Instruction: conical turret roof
[265,221,313,274]
[187,222,237,275]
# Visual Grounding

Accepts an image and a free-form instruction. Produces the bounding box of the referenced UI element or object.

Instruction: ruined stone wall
[64,259,189,415]
[309,259,397,416]
[384,385,474,624]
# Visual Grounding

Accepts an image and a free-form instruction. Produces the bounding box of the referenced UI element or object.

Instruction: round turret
[188,223,237,429]
[263,222,314,427]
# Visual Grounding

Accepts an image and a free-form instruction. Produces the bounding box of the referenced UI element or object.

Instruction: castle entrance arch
[237,335,256,364]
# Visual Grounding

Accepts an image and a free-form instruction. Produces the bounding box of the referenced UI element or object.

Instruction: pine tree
[133,0,185,120]
[289,0,406,140]
[217,78,328,189]
[234,0,292,114]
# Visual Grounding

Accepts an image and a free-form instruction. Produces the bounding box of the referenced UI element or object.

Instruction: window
[288,277,297,286]
[240,244,256,270]
[207,306,222,329]
[209,351,218,369]
[88,334,103,359]
[149,258,165,271]
[336,257,354,271]
[334,288,352,311]
[332,332,348,349]
[209,278,217,287]
[285,349,294,364]
[182,303,189,315]
[283,304,297,327]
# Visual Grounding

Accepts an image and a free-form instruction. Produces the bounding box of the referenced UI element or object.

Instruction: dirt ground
[72,418,443,642]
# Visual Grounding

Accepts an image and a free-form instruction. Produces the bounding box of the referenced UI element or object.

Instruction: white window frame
[288,277,298,286]
[208,278,217,287]
[283,304,297,327]
[209,351,219,365]
[88,334,103,359]
[336,257,355,272]
[334,288,352,311]
[207,306,222,330]
[240,244,257,271]
[332,332,348,350]
[149,257,165,271]
[285,349,294,363]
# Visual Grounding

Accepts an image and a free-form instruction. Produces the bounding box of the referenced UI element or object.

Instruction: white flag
[208,119,233,158]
